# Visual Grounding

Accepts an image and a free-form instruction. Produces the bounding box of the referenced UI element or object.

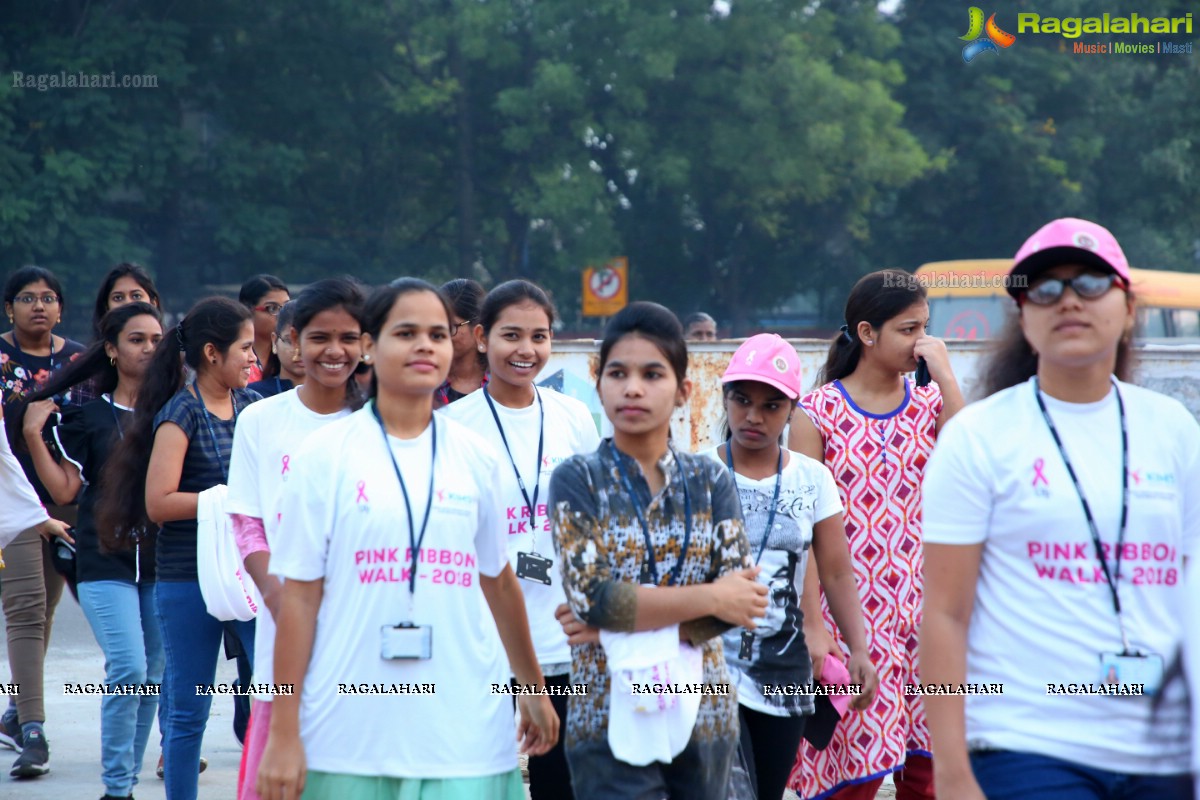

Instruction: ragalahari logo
[961,7,1016,63]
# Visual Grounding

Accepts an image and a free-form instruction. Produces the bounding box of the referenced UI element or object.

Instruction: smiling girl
[97,296,260,800]
[549,302,767,800]
[439,279,599,800]
[256,279,556,800]
[227,278,366,800]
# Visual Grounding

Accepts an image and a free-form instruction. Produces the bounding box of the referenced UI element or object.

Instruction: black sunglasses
[1023,272,1121,306]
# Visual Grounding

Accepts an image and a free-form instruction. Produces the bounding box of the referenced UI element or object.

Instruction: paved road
[2,596,895,799]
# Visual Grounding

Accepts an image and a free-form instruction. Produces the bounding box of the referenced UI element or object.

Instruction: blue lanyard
[609,441,692,587]
[724,442,782,565]
[193,380,237,483]
[483,386,544,554]
[371,401,437,603]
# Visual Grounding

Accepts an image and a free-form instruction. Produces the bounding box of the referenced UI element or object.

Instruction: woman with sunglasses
[437,278,488,406]
[239,275,291,384]
[920,218,1198,800]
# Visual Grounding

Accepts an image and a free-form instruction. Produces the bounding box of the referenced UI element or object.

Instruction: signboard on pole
[582,258,628,317]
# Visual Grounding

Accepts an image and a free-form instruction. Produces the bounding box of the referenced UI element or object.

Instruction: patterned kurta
[548,441,752,751]
[790,379,942,799]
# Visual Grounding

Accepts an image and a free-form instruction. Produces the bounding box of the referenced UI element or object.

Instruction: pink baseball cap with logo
[1008,217,1131,299]
[721,333,803,400]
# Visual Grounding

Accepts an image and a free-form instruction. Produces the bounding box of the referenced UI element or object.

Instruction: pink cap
[1008,218,1131,299]
[721,334,803,400]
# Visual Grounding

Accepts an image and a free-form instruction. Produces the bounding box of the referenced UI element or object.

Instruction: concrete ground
[3,597,895,799]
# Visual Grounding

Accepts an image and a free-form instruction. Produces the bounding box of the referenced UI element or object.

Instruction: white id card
[1098,651,1164,696]
[381,624,433,660]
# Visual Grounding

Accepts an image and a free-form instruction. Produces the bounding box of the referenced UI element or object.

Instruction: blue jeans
[154,580,254,800]
[970,749,1193,800]
[77,580,165,796]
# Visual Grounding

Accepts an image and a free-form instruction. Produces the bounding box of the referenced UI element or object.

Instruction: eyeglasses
[254,303,284,316]
[1023,272,1121,306]
[12,294,60,306]
[450,319,474,336]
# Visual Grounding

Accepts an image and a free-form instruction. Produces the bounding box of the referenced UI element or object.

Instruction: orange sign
[582,258,628,317]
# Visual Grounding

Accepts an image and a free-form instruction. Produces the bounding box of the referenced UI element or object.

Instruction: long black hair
[440,278,485,325]
[362,279,453,400]
[238,274,289,308]
[91,263,161,336]
[597,302,688,385]
[816,270,927,386]
[95,297,251,547]
[978,301,1137,398]
[14,302,163,434]
[289,277,368,409]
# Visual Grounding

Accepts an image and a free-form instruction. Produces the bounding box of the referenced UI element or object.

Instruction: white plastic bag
[196,485,263,621]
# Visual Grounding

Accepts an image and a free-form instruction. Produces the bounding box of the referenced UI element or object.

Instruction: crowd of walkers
[0,216,1197,800]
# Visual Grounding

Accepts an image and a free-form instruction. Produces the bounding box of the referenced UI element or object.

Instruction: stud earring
[867,340,874,346]
[361,354,371,364]
[478,346,485,353]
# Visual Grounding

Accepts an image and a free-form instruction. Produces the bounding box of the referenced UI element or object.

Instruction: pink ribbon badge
[1031,458,1049,488]
[355,481,369,504]
[281,455,291,476]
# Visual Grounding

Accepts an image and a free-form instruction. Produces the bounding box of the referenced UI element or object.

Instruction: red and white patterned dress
[789,378,942,799]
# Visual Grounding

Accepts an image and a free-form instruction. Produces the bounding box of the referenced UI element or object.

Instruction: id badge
[1098,651,1164,696]
[516,551,553,586]
[380,623,433,660]
[739,631,754,661]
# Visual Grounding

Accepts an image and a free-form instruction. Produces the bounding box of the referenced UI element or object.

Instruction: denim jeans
[77,580,165,796]
[970,749,1193,800]
[155,579,254,800]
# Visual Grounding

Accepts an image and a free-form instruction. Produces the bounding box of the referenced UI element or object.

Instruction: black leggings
[515,673,574,800]
[738,704,806,800]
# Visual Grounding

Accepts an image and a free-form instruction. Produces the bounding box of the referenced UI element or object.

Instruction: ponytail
[96,297,250,548]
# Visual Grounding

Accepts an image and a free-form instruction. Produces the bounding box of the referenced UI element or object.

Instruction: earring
[210,358,217,365]
[478,346,485,353]
[361,354,371,364]
[109,357,116,366]
[867,340,874,346]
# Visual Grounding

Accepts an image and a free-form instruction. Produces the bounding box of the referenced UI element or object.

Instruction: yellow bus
[915,259,1200,340]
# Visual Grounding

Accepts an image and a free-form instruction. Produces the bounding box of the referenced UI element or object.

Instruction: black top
[55,399,156,584]
[152,386,260,581]
[247,377,294,398]
[0,334,87,504]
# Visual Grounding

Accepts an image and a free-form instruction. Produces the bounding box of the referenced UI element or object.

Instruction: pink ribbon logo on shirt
[1031,458,1049,487]
[356,481,369,504]
[281,455,291,476]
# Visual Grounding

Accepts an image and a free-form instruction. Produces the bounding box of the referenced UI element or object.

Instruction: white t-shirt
[923,378,1200,775]
[702,444,843,716]
[270,408,514,778]
[438,387,599,668]
[226,388,351,701]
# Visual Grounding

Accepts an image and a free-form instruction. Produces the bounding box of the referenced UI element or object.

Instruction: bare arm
[914,334,966,431]
[812,514,877,709]
[920,542,987,800]
[22,401,81,506]
[145,422,198,524]
[480,565,559,756]
[256,577,323,800]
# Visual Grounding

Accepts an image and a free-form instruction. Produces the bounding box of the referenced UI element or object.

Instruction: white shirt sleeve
[270,438,335,581]
[813,461,844,524]
[0,423,47,547]
[226,405,263,519]
[922,414,995,546]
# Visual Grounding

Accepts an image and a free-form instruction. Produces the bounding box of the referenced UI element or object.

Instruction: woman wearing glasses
[0,266,86,777]
[921,218,1198,800]
[239,275,290,384]
[437,278,488,406]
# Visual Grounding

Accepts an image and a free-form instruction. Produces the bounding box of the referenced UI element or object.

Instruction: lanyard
[1033,378,1131,653]
[193,380,238,483]
[609,441,692,587]
[371,401,437,618]
[11,334,56,372]
[483,386,544,554]
[724,442,782,565]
